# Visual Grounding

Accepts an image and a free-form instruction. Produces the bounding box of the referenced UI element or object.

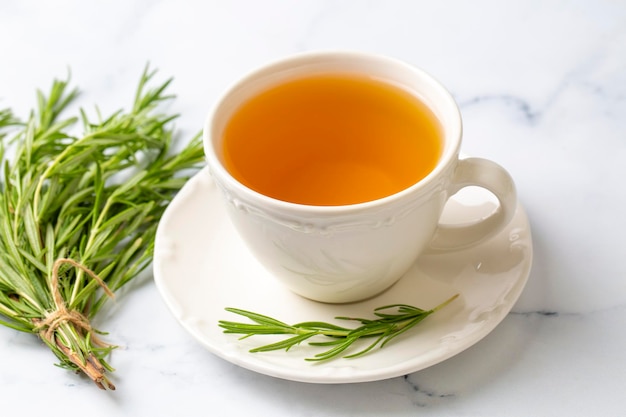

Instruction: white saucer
[153,168,532,384]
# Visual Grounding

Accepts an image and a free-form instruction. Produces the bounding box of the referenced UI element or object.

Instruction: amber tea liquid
[221,74,442,206]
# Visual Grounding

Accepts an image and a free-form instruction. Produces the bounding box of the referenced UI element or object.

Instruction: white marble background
[1,1,625,416]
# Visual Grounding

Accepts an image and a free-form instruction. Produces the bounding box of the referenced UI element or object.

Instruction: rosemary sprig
[219,294,458,361]
[0,66,205,389]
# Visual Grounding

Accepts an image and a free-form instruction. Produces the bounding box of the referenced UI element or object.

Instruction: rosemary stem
[69,196,113,305]
[433,293,459,312]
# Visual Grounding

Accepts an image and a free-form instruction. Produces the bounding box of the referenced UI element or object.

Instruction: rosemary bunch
[219,294,458,361]
[0,67,204,389]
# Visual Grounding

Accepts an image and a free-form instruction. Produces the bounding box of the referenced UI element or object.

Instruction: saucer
[153,168,532,384]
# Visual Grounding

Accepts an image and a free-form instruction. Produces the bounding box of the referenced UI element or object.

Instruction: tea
[221,74,442,205]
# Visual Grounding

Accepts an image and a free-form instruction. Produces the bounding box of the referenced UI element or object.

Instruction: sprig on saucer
[219,294,458,361]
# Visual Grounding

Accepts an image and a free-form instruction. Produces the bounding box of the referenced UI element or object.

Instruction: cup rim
[203,50,462,215]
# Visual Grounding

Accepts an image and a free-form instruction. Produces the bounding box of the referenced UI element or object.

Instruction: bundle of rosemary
[0,67,204,390]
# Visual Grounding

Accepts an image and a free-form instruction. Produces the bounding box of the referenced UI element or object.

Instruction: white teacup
[204,51,516,303]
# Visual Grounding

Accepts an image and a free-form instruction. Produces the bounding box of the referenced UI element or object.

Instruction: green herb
[219,294,458,361]
[0,66,204,390]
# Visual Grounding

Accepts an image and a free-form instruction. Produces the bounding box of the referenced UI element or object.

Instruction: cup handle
[428,157,517,251]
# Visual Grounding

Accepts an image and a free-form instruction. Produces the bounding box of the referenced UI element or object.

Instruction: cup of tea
[204,51,516,303]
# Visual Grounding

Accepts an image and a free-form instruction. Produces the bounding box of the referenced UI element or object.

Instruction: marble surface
[1,1,625,415]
